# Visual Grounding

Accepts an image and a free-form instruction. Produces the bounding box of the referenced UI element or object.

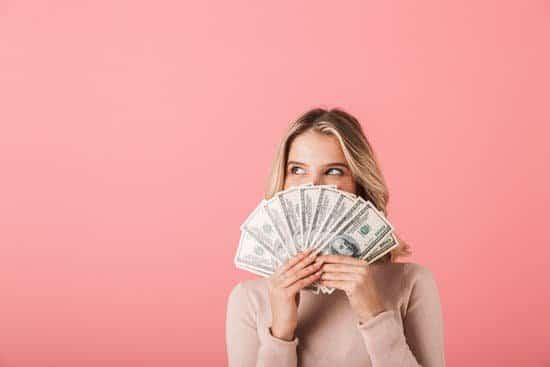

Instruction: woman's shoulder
[397,261,436,280]
[229,277,269,295]
[227,278,269,313]
[374,261,439,292]
[373,262,441,315]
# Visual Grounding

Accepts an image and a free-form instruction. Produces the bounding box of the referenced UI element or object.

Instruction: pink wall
[1,1,549,365]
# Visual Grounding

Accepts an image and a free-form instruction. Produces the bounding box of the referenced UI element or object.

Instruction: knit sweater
[226,262,445,366]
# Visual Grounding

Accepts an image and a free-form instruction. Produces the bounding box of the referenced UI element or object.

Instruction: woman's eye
[326,168,343,176]
[290,166,306,175]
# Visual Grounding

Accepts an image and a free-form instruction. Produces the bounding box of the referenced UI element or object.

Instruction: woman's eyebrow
[287,160,306,166]
[323,162,349,168]
[287,160,349,168]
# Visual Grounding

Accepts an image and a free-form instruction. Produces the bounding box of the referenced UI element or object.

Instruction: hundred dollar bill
[295,185,337,293]
[234,231,280,276]
[309,189,357,250]
[310,284,321,294]
[235,230,322,292]
[318,204,395,295]
[277,187,304,251]
[313,196,368,252]
[316,200,394,258]
[235,261,271,277]
[309,189,358,293]
[240,200,292,263]
[300,185,336,294]
[263,195,298,257]
[321,214,397,295]
[296,182,314,249]
[363,233,399,263]
[299,184,336,249]
[307,187,339,250]
[360,206,398,261]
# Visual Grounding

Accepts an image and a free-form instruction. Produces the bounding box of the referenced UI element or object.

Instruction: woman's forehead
[288,130,347,163]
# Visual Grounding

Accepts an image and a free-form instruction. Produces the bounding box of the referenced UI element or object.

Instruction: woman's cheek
[326,176,346,187]
[336,178,357,194]
[283,175,302,189]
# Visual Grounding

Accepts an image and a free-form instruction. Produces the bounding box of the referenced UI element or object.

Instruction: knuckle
[285,275,296,284]
[306,263,319,274]
[293,269,306,279]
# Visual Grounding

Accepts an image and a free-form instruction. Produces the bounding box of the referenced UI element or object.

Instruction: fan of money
[234,183,399,294]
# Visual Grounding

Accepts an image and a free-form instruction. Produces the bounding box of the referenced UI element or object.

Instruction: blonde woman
[226,108,445,366]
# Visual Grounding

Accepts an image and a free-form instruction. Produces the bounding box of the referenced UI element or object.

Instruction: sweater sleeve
[356,266,445,366]
[226,281,299,367]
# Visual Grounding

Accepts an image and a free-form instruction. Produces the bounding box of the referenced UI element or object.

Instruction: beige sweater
[226,262,445,366]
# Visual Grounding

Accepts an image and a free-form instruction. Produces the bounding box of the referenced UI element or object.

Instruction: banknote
[311,193,365,293]
[263,196,298,257]
[307,187,340,249]
[277,187,304,251]
[234,231,280,276]
[235,183,399,295]
[362,233,399,263]
[309,189,357,250]
[240,200,292,263]
[299,184,336,248]
[316,200,393,258]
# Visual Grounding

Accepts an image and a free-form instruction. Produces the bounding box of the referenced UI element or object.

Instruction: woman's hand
[267,248,324,341]
[316,254,386,323]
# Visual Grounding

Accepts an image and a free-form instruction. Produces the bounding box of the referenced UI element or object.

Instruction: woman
[226,108,445,366]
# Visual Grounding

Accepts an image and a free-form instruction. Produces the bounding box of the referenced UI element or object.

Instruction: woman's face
[283,129,357,194]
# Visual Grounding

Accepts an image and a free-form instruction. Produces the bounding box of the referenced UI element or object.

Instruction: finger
[273,250,316,287]
[318,279,350,291]
[287,269,323,294]
[320,271,361,282]
[316,254,367,266]
[282,260,324,288]
[321,263,366,273]
[284,250,319,277]
[275,248,313,276]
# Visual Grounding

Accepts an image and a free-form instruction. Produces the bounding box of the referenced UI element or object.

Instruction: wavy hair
[265,107,412,262]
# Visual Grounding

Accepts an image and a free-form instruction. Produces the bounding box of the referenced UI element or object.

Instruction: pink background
[1,1,549,366]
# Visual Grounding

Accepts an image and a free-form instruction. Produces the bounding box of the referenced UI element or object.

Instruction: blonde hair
[265,107,412,263]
